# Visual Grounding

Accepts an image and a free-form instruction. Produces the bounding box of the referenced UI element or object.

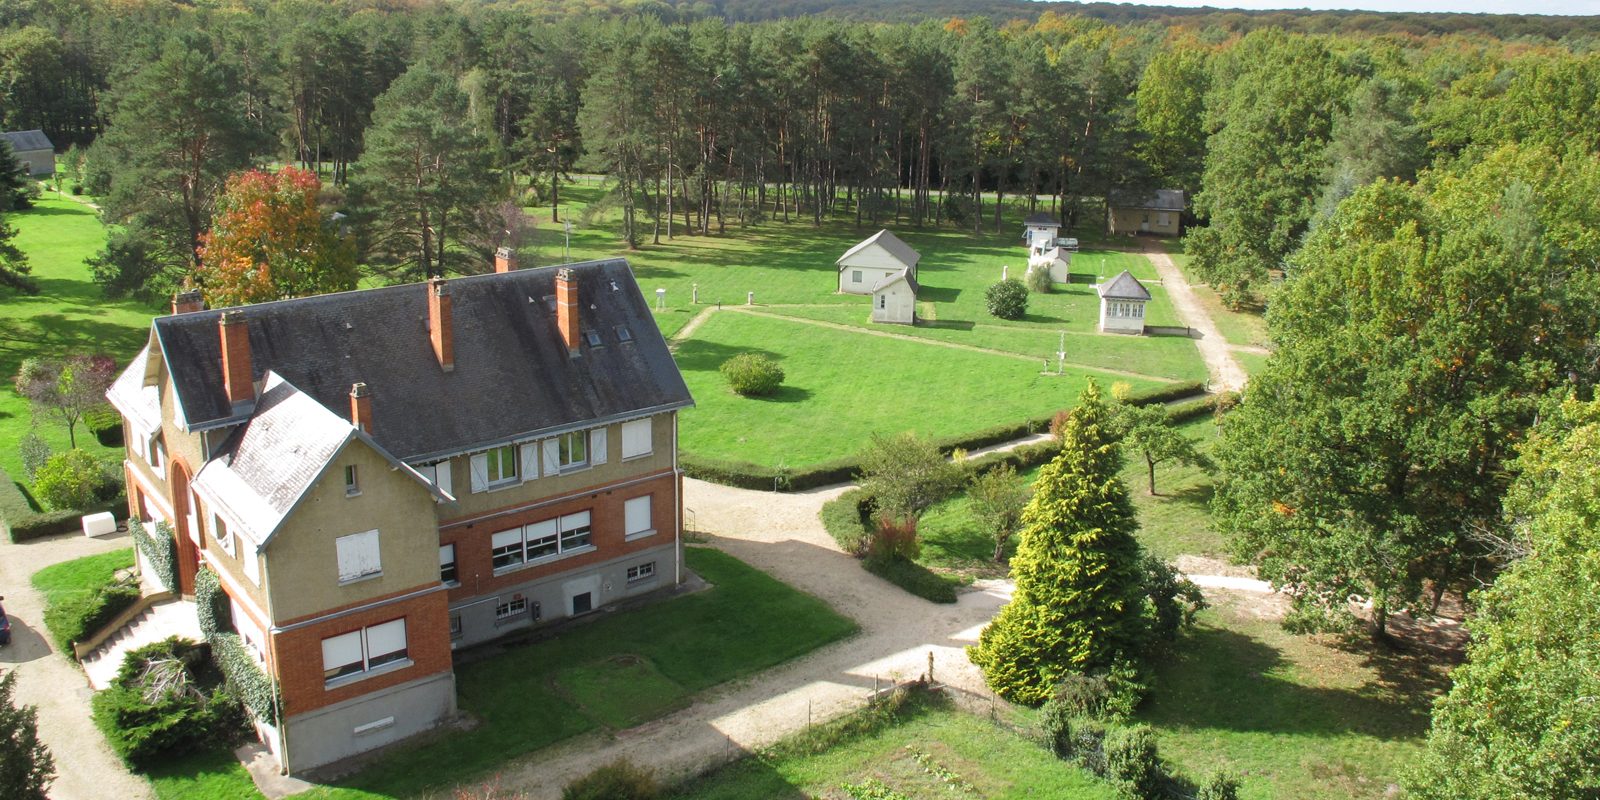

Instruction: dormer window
[344,465,360,496]
[485,445,517,486]
[583,329,602,347]
[615,326,633,342]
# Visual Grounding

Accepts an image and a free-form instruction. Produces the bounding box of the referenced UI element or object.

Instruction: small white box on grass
[81,511,117,538]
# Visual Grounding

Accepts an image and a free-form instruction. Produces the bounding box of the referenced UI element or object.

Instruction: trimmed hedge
[42,577,139,657]
[1,466,127,542]
[194,568,227,636]
[210,632,280,725]
[820,488,874,555]
[681,383,1205,493]
[864,555,959,604]
[130,518,179,592]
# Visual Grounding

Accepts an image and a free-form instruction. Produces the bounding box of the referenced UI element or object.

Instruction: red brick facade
[439,469,678,603]
[271,587,453,717]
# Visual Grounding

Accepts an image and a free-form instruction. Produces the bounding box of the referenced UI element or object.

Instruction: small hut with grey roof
[837,229,919,295]
[1097,270,1151,334]
[1106,189,1185,236]
[1,130,54,177]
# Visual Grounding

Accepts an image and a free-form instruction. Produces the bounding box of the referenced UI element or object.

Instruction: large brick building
[105,258,693,773]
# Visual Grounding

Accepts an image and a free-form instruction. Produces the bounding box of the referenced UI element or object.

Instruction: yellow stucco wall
[1107,207,1181,236]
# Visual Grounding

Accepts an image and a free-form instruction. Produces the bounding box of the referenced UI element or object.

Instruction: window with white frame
[494,595,527,619]
[490,512,592,574]
[147,432,165,471]
[485,445,517,485]
[559,511,592,551]
[335,530,382,583]
[491,528,524,570]
[439,543,457,585]
[625,495,653,539]
[449,614,462,638]
[852,269,862,283]
[524,519,558,561]
[626,561,656,582]
[321,619,408,684]
[878,294,887,309]
[557,431,587,470]
[621,418,653,459]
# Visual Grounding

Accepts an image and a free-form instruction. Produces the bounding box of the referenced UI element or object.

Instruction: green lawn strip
[145,747,261,800]
[918,417,1224,573]
[676,312,1168,468]
[1234,350,1271,377]
[555,655,691,729]
[672,691,1114,800]
[1138,602,1437,800]
[30,547,139,654]
[310,546,856,798]
[31,548,136,605]
[1,197,155,480]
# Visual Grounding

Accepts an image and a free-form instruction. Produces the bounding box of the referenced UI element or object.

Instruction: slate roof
[1,129,52,152]
[1098,270,1152,301]
[871,269,919,294]
[153,259,693,462]
[105,344,162,433]
[837,229,920,271]
[1107,189,1186,212]
[191,373,445,548]
[1023,212,1059,226]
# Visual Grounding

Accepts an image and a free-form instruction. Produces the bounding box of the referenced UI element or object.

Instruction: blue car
[0,596,10,646]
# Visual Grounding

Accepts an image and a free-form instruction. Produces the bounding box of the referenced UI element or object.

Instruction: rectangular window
[878,294,887,309]
[626,561,656,582]
[525,519,559,561]
[621,418,653,459]
[322,619,408,685]
[439,544,457,585]
[625,495,653,539]
[560,511,592,552]
[852,269,862,283]
[335,530,382,583]
[486,445,517,485]
[491,528,524,570]
[344,464,359,496]
[449,614,462,638]
[558,431,588,470]
[495,595,527,620]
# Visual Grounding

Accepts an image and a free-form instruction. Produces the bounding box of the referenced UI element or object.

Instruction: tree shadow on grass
[917,285,960,304]
[918,318,974,332]
[1141,623,1434,741]
[670,338,786,372]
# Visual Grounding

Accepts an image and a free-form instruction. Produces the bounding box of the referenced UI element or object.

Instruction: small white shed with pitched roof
[1097,270,1151,334]
[870,270,918,325]
[838,229,919,295]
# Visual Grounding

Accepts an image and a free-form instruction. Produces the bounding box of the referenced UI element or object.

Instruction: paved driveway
[0,531,153,800]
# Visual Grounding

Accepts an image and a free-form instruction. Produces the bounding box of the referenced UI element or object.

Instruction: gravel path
[0,531,153,800]
[1138,242,1249,393]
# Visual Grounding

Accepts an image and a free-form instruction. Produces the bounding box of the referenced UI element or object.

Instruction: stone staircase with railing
[79,595,204,690]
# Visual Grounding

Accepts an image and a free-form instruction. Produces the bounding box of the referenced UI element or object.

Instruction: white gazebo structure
[1097,270,1151,334]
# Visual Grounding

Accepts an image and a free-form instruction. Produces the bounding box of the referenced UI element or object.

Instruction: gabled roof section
[1,129,52,152]
[1107,189,1186,212]
[1023,212,1059,227]
[106,343,163,433]
[152,259,693,462]
[837,229,920,271]
[1098,270,1152,301]
[871,269,919,294]
[192,373,447,549]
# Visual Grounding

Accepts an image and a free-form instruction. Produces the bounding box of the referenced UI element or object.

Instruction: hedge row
[210,631,281,725]
[682,382,1206,493]
[43,578,140,658]
[1,465,127,543]
[864,556,960,604]
[130,518,179,592]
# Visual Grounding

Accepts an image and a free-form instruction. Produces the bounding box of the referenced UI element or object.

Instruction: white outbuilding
[1022,212,1061,257]
[1028,246,1072,284]
[838,229,919,295]
[870,270,918,325]
[1,130,54,177]
[1097,270,1151,334]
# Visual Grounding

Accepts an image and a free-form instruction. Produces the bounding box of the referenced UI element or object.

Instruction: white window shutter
[621,418,652,459]
[542,440,559,475]
[321,631,362,672]
[519,442,540,482]
[490,529,522,550]
[414,463,435,484]
[435,459,453,498]
[625,495,652,535]
[590,427,608,466]
[469,454,488,493]
[365,619,407,658]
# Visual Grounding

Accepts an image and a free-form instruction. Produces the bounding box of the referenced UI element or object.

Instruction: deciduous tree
[196,167,357,306]
[857,432,967,526]
[1111,390,1209,495]
[14,354,117,449]
[968,463,1031,561]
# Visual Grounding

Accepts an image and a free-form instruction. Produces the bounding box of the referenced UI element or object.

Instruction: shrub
[1141,555,1206,647]
[41,577,138,656]
[130,519,179,593]
[719,353,785,397]
[34,450,109,511]
[862,556,958,604]
[561,759,660,800]
[0,670,54,800]
[1051,673,1112,720]
[1197,771,1242,800]
[85,407,124,447]
[194,568,228,636]
[90,637,245,767]
[18,433,51,482]
[857,432,967,522]
[1039,695,1077,759]
[985,278,1028,320]
[210,632,279,725]
[1026,265,1053,293]
[867,517,920,563]
[820,489,874,555]
[1104,725,1163,800]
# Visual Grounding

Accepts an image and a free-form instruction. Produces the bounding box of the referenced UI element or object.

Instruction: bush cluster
[719,353,785,397]
[90,637,245,767]
[986,278,1029,320]
[863,556,959,604]
[33,450,115,513]
[820,488,875,555]
[41,576,139,657]
[129,519,179,593]
[0,466,127,543]
[561,759,661,800]
[1026,265,1053,293]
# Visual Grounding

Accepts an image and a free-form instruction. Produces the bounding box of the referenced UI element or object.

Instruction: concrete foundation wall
[281,670,457,773]
[448,539,679,649]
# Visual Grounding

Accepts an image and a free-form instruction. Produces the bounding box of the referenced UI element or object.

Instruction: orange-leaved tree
[196,166,356,306]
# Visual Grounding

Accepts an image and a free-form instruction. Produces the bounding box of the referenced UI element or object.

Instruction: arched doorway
[169,462,201,596]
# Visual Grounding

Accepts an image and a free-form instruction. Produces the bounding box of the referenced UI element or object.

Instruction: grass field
[150,547,856,800]
[1160,240,1272,350]
[671,690,1115,800]
[676,312,1171,468]
[30,547,135,605]
[1,195,155,480]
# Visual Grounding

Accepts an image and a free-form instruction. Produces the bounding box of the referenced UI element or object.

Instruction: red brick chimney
[219,311,253,408]
[556,268,579,354]
[171,289,204,315]
[494,246,516,274]
[349,382,372,433]
[428,277,454,372]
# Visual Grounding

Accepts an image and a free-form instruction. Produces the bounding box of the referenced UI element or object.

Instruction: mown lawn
[0,195,155,481]
[151,547,857,800]
[675,311,1170,468]
[30,547,135,605]
[671,690,1115,800]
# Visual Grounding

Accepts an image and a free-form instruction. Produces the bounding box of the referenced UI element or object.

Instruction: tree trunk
[1147,453,1158,496]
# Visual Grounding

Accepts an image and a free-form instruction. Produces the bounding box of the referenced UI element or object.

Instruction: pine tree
[969,381,1150,706]
[0,671,54,800]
